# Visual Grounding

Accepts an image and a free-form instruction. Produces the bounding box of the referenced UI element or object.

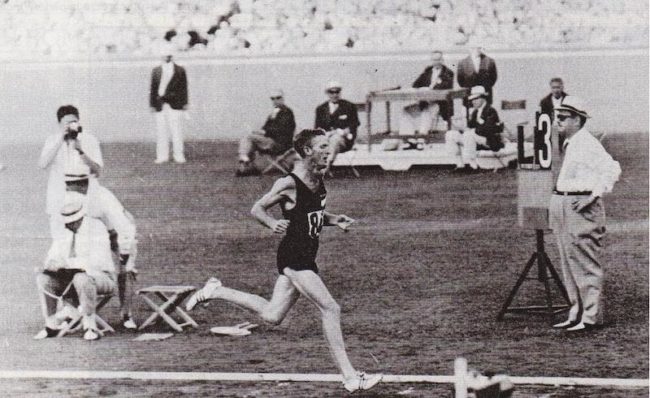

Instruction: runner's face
[308,135,330,174]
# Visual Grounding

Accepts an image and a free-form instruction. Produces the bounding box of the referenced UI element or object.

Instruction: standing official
[539,78,568,122]
[314,81,360,173]
[399,50,454,135]
[550,96,621,332]
[457,46,497,105]
[150,43,189,164]
[39,105,103,239]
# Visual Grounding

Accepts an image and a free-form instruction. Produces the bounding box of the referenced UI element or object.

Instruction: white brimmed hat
[325,81,342,91]
[60,192,86,224]
[554,95,590,118]
[467,86,487,100]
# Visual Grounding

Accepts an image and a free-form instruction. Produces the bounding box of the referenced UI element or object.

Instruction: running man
[186,129,381,393]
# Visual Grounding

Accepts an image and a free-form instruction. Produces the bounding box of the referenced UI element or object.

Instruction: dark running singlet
[277,173,327,274]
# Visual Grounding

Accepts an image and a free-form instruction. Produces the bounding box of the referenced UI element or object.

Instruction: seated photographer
[237,89,296,176]
[39,105,103,240]
[398,50,454,135]
[445,86,503,172]
[34,196,120,341]
[314,81,360,173]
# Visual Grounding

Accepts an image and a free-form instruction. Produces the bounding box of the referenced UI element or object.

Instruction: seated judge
[399,50,454,135]
[445,86,503,171]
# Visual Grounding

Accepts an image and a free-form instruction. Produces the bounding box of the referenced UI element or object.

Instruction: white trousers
[398,103,439,135]
[155,104,185,162]
[445,129,487,168]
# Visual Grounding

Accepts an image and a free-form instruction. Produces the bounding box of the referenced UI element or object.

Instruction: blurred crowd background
[0,0,647,60]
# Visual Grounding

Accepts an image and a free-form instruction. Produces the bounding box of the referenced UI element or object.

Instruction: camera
[65,125,83,140]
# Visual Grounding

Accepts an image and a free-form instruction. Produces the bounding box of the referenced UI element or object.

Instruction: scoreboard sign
[517,112,558,229]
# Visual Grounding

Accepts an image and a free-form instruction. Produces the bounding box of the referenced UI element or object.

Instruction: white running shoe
[343,372,382,393]
[186,277,222,311]
[83,329,100,341]
[123,317,137,330]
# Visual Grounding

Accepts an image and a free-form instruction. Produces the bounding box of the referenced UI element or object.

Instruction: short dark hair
[294,129,326,158]
[550,77,563,85]
[57,105,79,122]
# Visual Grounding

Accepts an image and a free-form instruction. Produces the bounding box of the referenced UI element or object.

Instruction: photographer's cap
[60,192,86,224]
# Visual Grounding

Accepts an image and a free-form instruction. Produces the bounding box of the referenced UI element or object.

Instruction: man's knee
[36,272,51,289]
[321,299,341,317]
[72,273,94,291]
[261,310,285,326]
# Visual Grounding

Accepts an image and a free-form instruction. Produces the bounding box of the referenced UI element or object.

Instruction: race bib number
[307,210,324,239]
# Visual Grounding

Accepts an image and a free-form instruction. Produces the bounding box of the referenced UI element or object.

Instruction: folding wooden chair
[263,148,296,175]
[137,285,198,332]
[57,293,115,337]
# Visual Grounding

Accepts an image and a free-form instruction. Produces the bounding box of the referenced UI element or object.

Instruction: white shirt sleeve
[589,142,621,197]
[80,133,103,168]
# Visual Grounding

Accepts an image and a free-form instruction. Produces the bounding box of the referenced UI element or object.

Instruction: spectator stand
[332,87,533,171]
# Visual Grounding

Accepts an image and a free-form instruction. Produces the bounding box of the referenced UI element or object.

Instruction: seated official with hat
[34,193,117,341]
[314,81,360,173]
[445,86,503,172]
[237,89,296,176]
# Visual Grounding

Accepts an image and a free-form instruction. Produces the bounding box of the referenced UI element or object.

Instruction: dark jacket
[412,64,454,120]
[262,104,296,153]
[457,54,497,103]
[539,92,567,120]
[150,64,188,111]
[314,99,360,142]
[468,104,503,151]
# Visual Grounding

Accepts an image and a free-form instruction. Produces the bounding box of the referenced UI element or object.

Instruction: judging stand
[333,87,533,171]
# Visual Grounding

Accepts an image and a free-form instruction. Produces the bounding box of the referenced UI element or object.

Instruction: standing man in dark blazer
[150,43,189,164]
[314,81,359,173]
[457,46,497,106]
[399,50,454,135]
[237,89,296,176]
[540,77,568,121]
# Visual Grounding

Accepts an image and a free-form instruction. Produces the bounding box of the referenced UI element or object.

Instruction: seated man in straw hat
[445,85,503,172]
[314,81,360,173]
[34,193,118,341]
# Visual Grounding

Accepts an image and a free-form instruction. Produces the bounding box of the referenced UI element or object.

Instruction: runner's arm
[251,177,295,233]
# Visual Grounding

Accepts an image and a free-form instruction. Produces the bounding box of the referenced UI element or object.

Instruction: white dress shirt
[44,217,115,278]
[428,66,442,89]
[551,95,563,109]
[328,101,338,114]
[556,128,621,197]
[40,132,103,215]
[158,62,175,97]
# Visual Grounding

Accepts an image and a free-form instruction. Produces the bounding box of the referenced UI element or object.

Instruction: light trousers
[445,129,487,168]
[398,103,439,135]
[155,104,185,162]
[37,270,116,325]
[549,194,606,325]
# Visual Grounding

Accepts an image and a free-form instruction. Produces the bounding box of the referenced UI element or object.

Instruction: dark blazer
[457,54,498,103]
[539,92,567,120]
[150,63,188,111]
[412,64,454,120]
[314,99,360,143]
[262,104,296,153]
[468,104,503,151]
